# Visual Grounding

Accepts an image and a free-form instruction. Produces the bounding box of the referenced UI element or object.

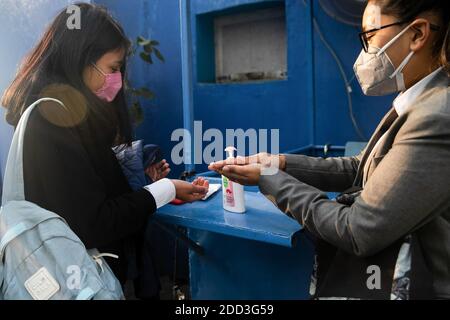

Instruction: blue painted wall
[93,0,396,176]
[192,0,314,174]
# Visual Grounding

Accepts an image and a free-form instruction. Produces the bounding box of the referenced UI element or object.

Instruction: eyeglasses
[359,20,441,52]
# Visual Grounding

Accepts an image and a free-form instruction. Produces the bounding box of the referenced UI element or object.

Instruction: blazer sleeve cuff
[258,169,286,200]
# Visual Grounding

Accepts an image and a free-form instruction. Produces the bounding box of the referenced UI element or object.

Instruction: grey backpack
[0,98,124,300]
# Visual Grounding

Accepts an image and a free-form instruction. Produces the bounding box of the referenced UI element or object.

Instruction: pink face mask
[92,63,122,102]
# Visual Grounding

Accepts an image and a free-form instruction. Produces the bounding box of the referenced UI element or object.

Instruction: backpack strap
[1,98,66,204]
[0,223,27,290]
[0,223,28,260]
[75,287,96,300]
[0,215,63,262]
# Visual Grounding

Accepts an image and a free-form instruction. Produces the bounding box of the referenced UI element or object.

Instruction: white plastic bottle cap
[225,146,237,159]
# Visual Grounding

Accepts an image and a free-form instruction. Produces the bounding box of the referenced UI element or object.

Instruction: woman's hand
[221,163,262,186]
[172,178,209,203]
[192,177,210,189]
[208,153,286,174]
[146,159,170,182]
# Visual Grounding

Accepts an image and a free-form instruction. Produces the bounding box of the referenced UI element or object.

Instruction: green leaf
[137,36,151,46]
[150,40,160,46]
[131,102,144,126]
[140,52,153,64]
[136,87,155,100]
[143,44,154,54]
[154,48,165,63]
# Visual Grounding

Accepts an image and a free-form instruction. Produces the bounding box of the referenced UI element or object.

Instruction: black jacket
[21,105,157,281]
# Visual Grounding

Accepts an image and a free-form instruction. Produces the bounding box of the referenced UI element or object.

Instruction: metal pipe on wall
[179,0,195,174]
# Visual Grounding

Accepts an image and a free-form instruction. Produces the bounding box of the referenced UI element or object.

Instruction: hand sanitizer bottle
[222,146,246,213]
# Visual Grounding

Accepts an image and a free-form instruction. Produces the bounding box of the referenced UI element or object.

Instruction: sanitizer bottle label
[223,177,235,207]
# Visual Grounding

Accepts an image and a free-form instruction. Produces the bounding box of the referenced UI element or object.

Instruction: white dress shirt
[143,178,176,209]
[363,67,443,186]
[393,67,443,116]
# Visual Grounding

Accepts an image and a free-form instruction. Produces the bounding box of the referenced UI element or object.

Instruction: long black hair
[373,0,450,75]
[1,2,133,146]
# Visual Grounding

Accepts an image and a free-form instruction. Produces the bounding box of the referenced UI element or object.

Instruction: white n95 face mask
[354,24,415,96]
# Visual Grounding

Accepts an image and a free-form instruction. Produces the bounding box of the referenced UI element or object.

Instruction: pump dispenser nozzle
[225,146,237,159]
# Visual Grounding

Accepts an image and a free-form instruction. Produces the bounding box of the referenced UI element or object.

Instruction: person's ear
[409,18,431,52]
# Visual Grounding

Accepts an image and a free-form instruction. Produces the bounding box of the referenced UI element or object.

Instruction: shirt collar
[393,67,443,116]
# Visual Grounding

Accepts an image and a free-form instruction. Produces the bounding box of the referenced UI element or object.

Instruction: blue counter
[155,178,315,300]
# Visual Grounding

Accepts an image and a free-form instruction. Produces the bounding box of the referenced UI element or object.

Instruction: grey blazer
[259,70,450,299]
